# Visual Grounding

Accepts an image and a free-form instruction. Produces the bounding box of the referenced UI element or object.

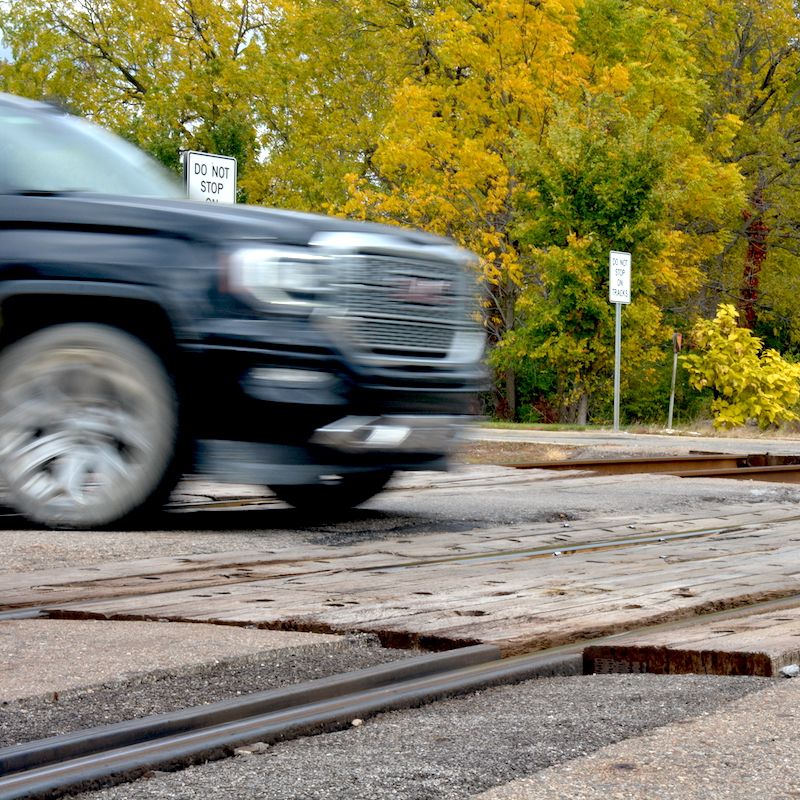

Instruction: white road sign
[184,151,237,204]
[609,250,631,304]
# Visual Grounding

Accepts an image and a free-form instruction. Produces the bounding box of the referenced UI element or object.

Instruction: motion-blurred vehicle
[0,92,486,529]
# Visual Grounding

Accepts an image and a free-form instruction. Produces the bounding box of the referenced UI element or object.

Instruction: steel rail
[508,453,746,472]
[365,526,747,572]
[8,585,800,800]
[508,453,800,482]
[6,582,800,798]
[0,646,581,800]
[342,510,800,572]
[0,609,45,621]
[674,463,800,484]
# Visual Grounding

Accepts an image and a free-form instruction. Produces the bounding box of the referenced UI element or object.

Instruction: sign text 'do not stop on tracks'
[609,250,631,304]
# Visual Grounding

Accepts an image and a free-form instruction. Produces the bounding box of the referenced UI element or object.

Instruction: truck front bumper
[192,412,467,486]
[310,414,468,454]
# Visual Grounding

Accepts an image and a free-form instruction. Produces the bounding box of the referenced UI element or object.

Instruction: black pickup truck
[0,92,486,528]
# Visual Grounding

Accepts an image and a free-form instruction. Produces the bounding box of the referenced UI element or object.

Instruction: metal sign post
[609,251,631,432]
[667,332,683,430]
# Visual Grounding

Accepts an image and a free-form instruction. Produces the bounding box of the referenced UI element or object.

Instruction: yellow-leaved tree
[644,0,800,340]
[341,0,584,416]
[0,0,272,176]
[239,1,407,211]
[0,0,406,206]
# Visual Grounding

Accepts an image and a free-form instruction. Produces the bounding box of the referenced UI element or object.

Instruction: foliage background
[2,0,799,425]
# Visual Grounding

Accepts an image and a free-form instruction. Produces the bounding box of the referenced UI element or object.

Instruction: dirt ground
[457,441,578,465]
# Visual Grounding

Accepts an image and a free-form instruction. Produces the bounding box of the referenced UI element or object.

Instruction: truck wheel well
[0,295,177,366]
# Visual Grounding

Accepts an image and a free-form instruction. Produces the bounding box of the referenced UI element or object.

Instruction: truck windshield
[0,103,182,198]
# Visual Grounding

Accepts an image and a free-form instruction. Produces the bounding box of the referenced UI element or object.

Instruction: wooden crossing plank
[584,606,800,677]
[43,512,800,654]
[3,505,783,609]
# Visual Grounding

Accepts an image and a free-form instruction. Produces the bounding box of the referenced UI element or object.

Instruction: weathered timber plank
[6,506,786,609]
[50,523,800,654]
[6,496,800,655]
[584,605,800,676]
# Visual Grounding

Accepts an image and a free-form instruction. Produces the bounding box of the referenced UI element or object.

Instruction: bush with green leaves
[682,304,800,429]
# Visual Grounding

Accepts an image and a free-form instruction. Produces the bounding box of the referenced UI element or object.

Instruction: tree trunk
[576,391,588,425]
[559,384,588,424]
[499,275,517,420]
[505,367,516,420]
[740,188,768,329]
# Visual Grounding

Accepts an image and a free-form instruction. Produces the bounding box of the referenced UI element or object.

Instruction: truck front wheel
[0,323,179,529]
[270,470,393,513]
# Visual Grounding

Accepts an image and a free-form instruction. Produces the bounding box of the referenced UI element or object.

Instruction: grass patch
[474,420,800,439]
[478,421,608,432]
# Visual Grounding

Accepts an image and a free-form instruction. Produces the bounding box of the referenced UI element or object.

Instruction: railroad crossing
[3,431,800,798]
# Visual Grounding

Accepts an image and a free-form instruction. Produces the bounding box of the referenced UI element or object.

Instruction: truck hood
[0,193,451,249]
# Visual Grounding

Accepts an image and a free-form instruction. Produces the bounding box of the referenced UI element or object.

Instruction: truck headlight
[225,246,332,308]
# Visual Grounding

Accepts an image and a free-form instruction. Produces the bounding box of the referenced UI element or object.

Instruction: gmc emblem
[387,276,453,305]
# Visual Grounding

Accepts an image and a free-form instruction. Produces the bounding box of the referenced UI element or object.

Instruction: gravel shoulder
[0,634,411,748]
[0,619,342,703]
[69,673,772,800]
[477,676,800,800]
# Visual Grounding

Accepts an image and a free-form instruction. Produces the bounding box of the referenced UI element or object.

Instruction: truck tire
[270,470,393,513]
[0,323,179,529]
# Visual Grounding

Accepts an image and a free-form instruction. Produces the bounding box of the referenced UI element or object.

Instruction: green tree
[494,0,743,422]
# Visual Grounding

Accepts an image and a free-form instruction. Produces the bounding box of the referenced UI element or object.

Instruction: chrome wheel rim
[0,340,172,525]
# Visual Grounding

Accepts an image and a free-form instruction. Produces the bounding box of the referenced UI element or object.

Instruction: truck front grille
[331,253,470,361]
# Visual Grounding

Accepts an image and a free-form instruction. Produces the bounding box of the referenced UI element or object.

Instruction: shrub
[681,304,800,429]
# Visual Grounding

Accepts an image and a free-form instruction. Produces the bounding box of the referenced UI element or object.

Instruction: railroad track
[4,453,800,797]
[509,452,800,483]
[0,645,579,800]
[0,452,795,523]
[5,588,800,800]
[147,452,800,516]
